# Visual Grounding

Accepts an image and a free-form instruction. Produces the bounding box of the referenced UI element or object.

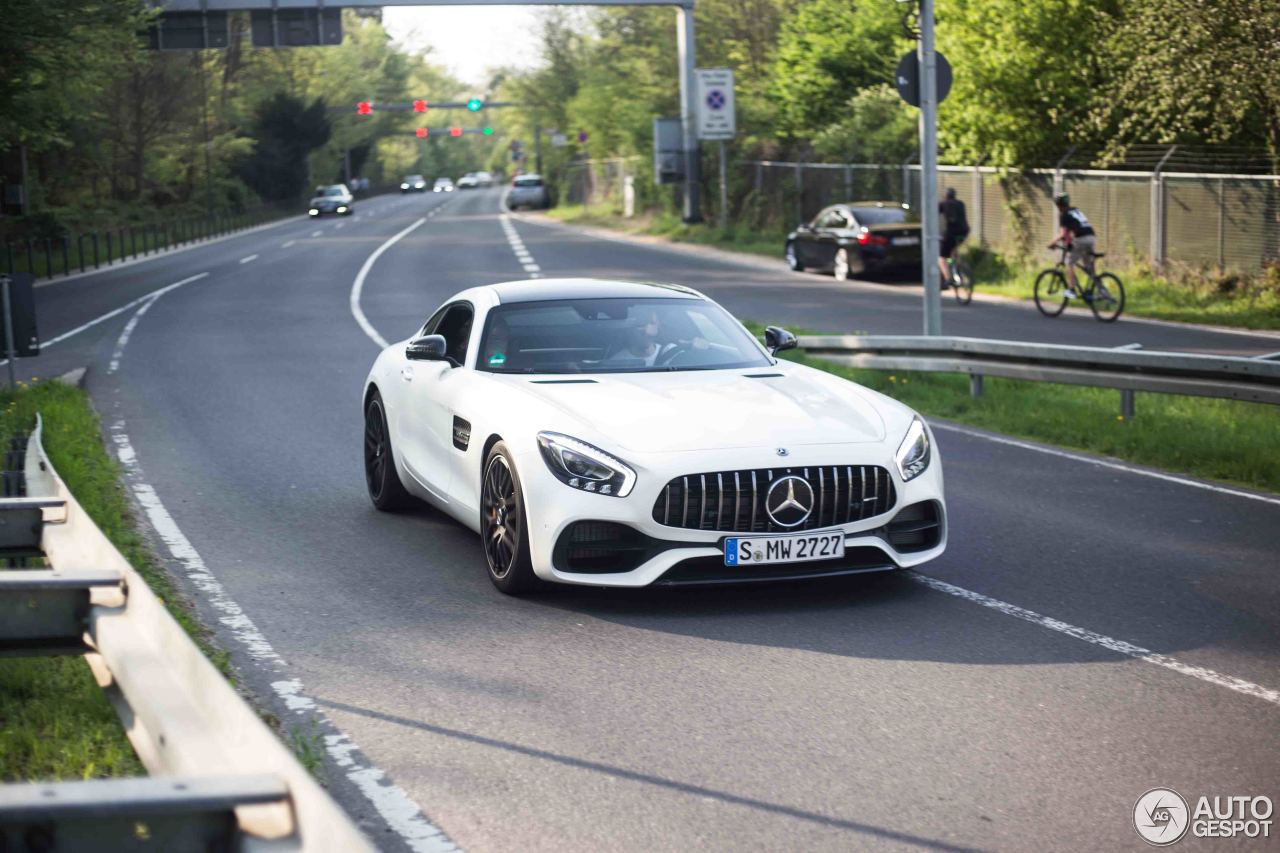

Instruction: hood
[500,365,887,454]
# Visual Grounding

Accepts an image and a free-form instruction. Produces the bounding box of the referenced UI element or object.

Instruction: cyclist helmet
[945,187,957,200]
[1053,193,1070,207]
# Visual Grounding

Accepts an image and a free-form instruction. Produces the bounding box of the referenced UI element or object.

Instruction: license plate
[723,532,845,566]
[891,236,920,246]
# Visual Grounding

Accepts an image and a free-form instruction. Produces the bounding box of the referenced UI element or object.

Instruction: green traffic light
[467,98,483,112]
[482,127,493,135]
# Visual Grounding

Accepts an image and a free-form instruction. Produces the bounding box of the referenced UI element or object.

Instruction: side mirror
[765,326,797,356]
[406,334,450,363]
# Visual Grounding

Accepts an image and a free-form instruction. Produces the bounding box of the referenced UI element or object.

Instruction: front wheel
[1034,269,1068,317]
[481,443,538,595]
[785,242,804,272]
[1089,273,1125,322]
[952,260,974,305]
[364,392,415,510]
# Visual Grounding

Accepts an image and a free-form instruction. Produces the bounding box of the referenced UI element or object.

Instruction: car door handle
[401,367,413,382]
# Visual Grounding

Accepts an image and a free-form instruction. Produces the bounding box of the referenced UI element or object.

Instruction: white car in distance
[362,279,946,594]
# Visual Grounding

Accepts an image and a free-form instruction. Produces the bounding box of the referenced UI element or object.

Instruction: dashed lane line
[500,214,539,278]
[282,240,296,248]
[106,294,161,375]
[239,254,259,264]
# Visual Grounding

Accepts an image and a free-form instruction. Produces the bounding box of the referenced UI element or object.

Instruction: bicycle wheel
[1089,272,1125,322]
[1034,269,1068,317]
[952,260,974,305]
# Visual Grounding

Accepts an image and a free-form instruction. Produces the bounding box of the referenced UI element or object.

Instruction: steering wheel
[655,343,694,366]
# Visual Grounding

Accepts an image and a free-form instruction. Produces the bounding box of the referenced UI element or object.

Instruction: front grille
[651,465,896,533]
[553,521,655,574]
[883,501,943,552]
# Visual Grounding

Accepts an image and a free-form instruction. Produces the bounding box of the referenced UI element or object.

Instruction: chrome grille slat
[653,465,895,532]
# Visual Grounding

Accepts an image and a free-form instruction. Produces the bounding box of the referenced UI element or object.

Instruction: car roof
[840,201,910,210]
[489,278,702,304]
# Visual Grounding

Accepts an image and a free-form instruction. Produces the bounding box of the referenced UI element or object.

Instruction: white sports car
[362,279,946,594]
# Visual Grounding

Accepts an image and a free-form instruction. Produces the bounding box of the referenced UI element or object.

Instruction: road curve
[25,188,1280,852]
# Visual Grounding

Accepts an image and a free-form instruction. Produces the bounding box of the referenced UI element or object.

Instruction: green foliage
[812,84,916,162]
[235,94,331,202]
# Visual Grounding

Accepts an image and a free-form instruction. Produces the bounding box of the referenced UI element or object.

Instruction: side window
[810,208,831,229]
[436,304,474,365]
[817,210,845,229]
[420,306,448,337]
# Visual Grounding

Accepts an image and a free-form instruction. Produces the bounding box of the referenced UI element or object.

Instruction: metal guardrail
[797,335,1280,416]
[0,417,372,852]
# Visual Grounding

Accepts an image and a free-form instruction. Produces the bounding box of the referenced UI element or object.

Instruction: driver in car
[608,311,708,367]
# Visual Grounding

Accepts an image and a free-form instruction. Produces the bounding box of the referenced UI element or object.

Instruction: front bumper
[512,441,946,587]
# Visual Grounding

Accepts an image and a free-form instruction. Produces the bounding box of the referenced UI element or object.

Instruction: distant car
[433,178,455,193]
[786,202,921,279]
[309,184,354,217]
[507,174,548,210]
[400,175,427,193]
[457,173,479,189]
[474,171,495,187]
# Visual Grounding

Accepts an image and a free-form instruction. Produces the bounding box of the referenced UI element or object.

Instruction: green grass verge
[0,380,228,782]
[742,323,1280,493]
[546,204,1280,331]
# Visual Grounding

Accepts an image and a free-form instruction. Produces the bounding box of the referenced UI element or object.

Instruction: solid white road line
[931,421,1280,507]
[36,272,209,355]
[910,573,1280,707]
[350,217,427,348]
[106,294,160,375]
[239,254,259,264]
[107,423,455,852]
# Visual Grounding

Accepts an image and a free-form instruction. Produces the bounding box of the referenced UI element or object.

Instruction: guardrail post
[1120,389,1136,419]
[969,373,984,398]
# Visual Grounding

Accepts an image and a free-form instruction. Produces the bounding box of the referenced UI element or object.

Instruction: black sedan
[786,202,921,279]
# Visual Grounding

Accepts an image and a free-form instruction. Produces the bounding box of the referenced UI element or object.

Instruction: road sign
[895,51,953,107]
[550,133,567,148]
[695,68,736,141]
[577,130,589,143]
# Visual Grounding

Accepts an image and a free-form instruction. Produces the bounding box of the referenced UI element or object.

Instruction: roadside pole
[2,276,17,389]
[719,141,728,230]
[677,4,702,223]
[919,0,942,336]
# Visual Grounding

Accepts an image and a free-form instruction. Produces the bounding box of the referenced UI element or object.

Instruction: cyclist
[1049,193,1096,298]
[937,187,970,288]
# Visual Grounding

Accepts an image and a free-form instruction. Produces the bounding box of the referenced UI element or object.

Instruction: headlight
[536,432,636,497]
[401,183,409,189]
[308,208,319,215]
[337,205,347,213]
[894,416,931,482]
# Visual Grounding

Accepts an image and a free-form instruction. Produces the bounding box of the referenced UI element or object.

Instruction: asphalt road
[23,188,1280,851]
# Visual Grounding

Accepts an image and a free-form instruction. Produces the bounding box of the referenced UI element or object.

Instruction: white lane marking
[910,573,1280,707]
[282,240,296,249]
[106,294,160,374]
[500,213,539,278]
[239,254,259,264]
[931,421,1280,507]
[0,273,210,367]
[108,423,457,852]
[335,222,344,230]
[311,230,323,238]
[350,217,427,348]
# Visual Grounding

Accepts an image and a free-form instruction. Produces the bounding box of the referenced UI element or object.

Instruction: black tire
[1089,272,1125,323]
[785,242,804,272]
[364,391,415,511]
[952,260,974,305]
[481,442,538,595]
[1034,269,1068,317]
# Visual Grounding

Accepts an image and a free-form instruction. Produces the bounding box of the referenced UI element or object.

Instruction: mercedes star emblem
[776,447,789,456]
[765,475,814,528]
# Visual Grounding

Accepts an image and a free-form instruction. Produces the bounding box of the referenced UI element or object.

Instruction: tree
[812,84,916,162]
[235,94,331,202]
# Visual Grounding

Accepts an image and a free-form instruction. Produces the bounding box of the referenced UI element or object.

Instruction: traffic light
[449,127,462,137]
[412,99,427,113]
[356,101,372,115]
[466,98,483,112]
[482,127,494,136]
[416,127,428,138]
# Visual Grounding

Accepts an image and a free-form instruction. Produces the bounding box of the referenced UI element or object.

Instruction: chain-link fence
[735,160,1280,273]
[558,158,640,213]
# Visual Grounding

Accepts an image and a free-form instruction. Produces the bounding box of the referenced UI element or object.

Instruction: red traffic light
[415,127,428,138]
[449,127,462,137]
[356,101,372,115]
[412,99,428,113]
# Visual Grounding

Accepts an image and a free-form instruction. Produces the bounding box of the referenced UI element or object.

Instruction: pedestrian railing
[797,335,1280,416]
[0,417,371,851]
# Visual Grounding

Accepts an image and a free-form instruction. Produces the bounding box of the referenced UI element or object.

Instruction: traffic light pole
[677,4,702,223]
[918,0,942,336]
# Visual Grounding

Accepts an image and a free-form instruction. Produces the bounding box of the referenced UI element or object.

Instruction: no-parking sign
[695,68,736,141]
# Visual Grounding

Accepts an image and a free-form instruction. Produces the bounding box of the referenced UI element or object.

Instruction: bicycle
[1034,242,1125,322]
[945,254,973,305]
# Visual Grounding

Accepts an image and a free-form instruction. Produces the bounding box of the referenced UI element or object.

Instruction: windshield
[322,186,346,197]
[514,177,543,187]
[851,207,915,225]
[477,297,771,374]
[406,175,423,182]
